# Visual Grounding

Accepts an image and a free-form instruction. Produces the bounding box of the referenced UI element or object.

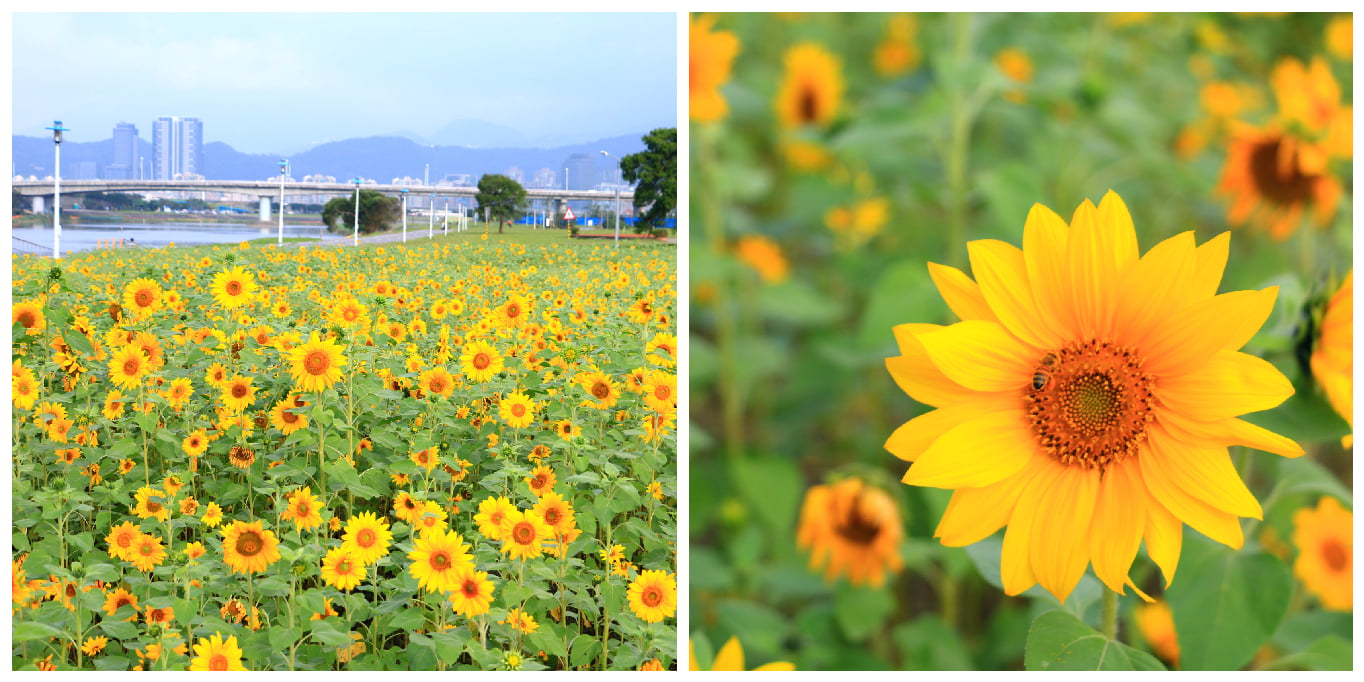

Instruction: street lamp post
[401,188,409,243]
[428,187,435,239]
[277,159,288,245]
[46,120,68,259]
[352,178,362,246]
[600,150,622,247]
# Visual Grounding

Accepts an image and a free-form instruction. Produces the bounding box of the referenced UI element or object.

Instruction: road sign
[564,206,576,221]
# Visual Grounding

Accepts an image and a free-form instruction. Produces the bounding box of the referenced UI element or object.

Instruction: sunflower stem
[1101,588,1119,641]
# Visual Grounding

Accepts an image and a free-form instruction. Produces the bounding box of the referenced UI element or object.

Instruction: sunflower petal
[1112,231,1197,350]
[1029,464,1099,603]
[1022,203,1077,340]
[887,323,979,408]
[967,239,1060,350]
[1001,461,1065,596]
[935,469,1036,547]
[915,321,1036,393]
[1088,460,1147,595]
[901,410,1037,489]
[1158,350,1294,421]
[711,636,745,671]
[1144,496,1183,588]
[1143,288,1280,377]
[885,394,1015,462]
[927,262,997,323]
[1139,432,1245,549]
[1189,231,1231,301]
[1158,410,1304,458]
[1148,435,1262,519]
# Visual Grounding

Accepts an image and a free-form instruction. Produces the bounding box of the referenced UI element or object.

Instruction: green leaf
[834,582,894,643]
[268,626,301,651]
[569,636,601,668]
[100,619,140,640]
[385,606,426,633]
[756,280,842,326]
[858,260,947,348]
[1168,547,1292,671]
[309,618,356,649]
[530,626,569,659]
[1025,609,1166,671]
[429,630,469,663]
[13,620,65,642]
[728,455,801,540]
[963,535,1103,616]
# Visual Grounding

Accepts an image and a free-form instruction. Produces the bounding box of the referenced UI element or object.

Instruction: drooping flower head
[796,477,903,587]
[886,191,1300,602]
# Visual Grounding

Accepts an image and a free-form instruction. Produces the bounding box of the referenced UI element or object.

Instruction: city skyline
[12,12,677,155]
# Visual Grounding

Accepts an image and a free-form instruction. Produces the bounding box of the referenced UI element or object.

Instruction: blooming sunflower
[12,300,46,335]
[626,569,677,623]
[499,508,552,560]
[796,477,904,587]
[532,490,576,535]
[577,370,620,410]
[220,375,257,413]
[690,13,740,123]
[642,370,677,414]
[775,42,844,129]
[128,533,166,573]
[340,512,393,566]
[288,331,347,393]
[503,607,539,633]
[525,464,557,497]
[221,520,281,575]
[81,635,109,657]
[188,633,247,671]
[474,496,517,541]
[497,294,532,328]
[449,568,495,618]
[459,339,504,382]
[105,521,141,561]
[102,587,140,619]
[1309,271,1352,447]
[269,395,309,435]
[107,344,151,391]
[412,500,449,535]
[418,366,455,399]
[281,487,324,532]
[163,377,193,410]
[1291,496,1352,611]
[874,13,920,77]
[211,266,257,309]
[690,636,796,671]
[132,487,170,523]
[201,502,224,528]
[645,332,677,368]
[320,547,365,591]
[407,528,474,593]
[886,191,1301,602]
[498,391,537,429]
[122,278,163,318]
[12,367,40,411]
[392,492,423,524]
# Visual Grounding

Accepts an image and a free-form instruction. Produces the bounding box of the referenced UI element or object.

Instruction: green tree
[619,127,677,233]
[321,189,399,234]
[475,174,528,234]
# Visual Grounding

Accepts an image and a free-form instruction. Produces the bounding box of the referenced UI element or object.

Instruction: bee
[1032,371,1051,391]
[1039,352,1059,368]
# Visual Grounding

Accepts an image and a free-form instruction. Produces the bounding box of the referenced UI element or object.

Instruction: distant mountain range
[11,131,657,186]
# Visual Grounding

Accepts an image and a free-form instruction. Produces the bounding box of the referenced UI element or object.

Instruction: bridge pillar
[259,196,271,222]
[551,198,562,228]
[31,196,45,214]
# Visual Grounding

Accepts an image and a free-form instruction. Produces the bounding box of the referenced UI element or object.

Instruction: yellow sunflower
[449,567,495,617]
[642,370,676,414]
[459,339,504,383]
[775,42,844,129]
[734,235,790,283]
[498,391,537,429]
[577,370,620,410]
[288,331,347,393]
[1310,271,1352,447]
[211,266,258,309]
[122,278,163,318]
[12,367,40,411]
[163,377,193,410]
[499,508,552,560]
[108,344,151,391]
[1292,496,1352,611]
[690,636,796,671]
[128,533,166,573]
[412,500,449,535]
[132,487,170,523]
[319,547,365,592]
[474,496,517,541]
[220,520,281,575]
[188,633,247,671]
[690,13,740,123]
[201,502,224,528]
[556,418,581,441]
[532,490,576,535]
[220,375,257,413]
[874,13,920,77]
[525,464,557,498]
[407,528,474,594]
[105,521,142,561]
[626,569,677,623]
[269,394,309,435]
[280,487,324,532]
[645,332,677,368]
[12,300,46,335]
[102,587,140,619]
[886,191,1300,602]
[418,366,455,399]
[340,512,393,566]
[796,477,903,587]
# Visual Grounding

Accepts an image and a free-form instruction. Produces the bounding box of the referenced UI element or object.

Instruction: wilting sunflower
[525,464,557,497]
[221,520,281,575]
[474,496,517,541]
[1310,270,1352,447]
[280,487,324,532]
[220,375,257,413]
[418,366,455,399]
[1217,124,1344,240]
[188,633,247,671]
[320,547,365,592]
[690,13,740,123]
[627,569,677,623]
[690,636,796,671]
[289,331,347,393]
[407,528,474,593]
[460,339,504,383]
[269,395,309,435]
[122,278,163,318]
[449,567,496,617]
[341,512,393,565]
[12,299,46,335]
[796,477,904,587]
[499,508,552,560]
[1292,496,1352,611]
[227,445,256,469]
[107,344,151,391]
[775,42,844,129]
[886,191,1300,602]
[210,266,257,309]
[499,391,537,429]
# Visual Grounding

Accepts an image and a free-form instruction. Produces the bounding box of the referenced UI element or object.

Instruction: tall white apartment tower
[152,116,205,179]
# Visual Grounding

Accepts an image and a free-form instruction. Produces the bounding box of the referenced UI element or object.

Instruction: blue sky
[12,12,677,154]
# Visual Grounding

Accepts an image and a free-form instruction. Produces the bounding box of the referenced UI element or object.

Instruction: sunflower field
[690,13,1351,671]
[11,228,678,670]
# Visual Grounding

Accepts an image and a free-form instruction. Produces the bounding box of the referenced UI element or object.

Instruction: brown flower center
[430,551,451,570]
[544,508,562,526]
[513,522,535,544]
[462,578,480,597]
[1024,340,1154,471]
[833,496,882,546]
[304,350,330,375]
[17,311,36,328]
[145,500,162,514]
[641,586,663,607]
[591,382,610,399]
[231,383,249,399]
[473,353,491,370]
[1248,138,1317,205]
[122,359,141,376]
[225,280,242,296]
[236,531,263,556]
[357,529,375,547]
[1321,538,1349,572]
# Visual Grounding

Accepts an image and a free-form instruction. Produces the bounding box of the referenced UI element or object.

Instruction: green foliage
[1025,610,1165,671]
[474,174,528,233]
[620,128,677,232]
[321,189,398,234]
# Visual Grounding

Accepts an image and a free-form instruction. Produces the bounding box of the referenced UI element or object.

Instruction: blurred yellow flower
[734,235,789,283]
[1135,600,1180,668]
[690,14,740,123]
[781,139,832,171]
[689,636,795,671]
[1200,81,1245,119]
[874,14,920,77]
[1310,271,1352,448]
[1216,124,1343,240]
[824,196,889,246]
[776,42,844,129]
[1292,496,1353,611]
[995,47,1033,103]
[1326,15,1352,61]
[796,477,903,587]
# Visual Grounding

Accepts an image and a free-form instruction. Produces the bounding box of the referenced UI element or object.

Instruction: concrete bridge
[13,179,633,223]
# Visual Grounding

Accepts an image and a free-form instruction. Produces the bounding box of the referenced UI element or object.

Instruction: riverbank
[12,209,322,228]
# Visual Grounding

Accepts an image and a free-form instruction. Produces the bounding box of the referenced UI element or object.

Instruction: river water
[12,220,345,256]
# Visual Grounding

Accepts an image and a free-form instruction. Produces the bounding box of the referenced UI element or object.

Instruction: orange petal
[927,262,998,323]
[1028,464,1099,603]
[1139,430,1245,549]
[1158,350,1294,421]
[1088,459,1147,594]
[967,239,1060,350]
[1141,288,1280,377]
[1021,202,1077,340]
[916,321,1036,393]
[935,468,1037,547]
[901,409,1037,489]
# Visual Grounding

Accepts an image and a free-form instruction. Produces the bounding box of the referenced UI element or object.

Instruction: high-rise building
[104,122,139,180]
[152,116,205,179]
[562,153,597,191]
[532,168,557,188]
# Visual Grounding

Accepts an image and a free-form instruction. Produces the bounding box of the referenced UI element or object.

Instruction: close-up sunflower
[220,520,281,575]
[210,266,258,309]
[1291,496,1353,612]
[188,633,247,671]
[407,528,474,594]
[288,331,348,393]
[626,569,677,624]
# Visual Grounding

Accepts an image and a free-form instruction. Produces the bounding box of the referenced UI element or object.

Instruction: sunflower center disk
[833,497,881,546]
[642,587,663,607]
[1248,138,1315,204]
[1024,340,1156,471]
[1321,539,1349,572]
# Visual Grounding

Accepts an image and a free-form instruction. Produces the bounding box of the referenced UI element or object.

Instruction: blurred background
[689,12,1352,671]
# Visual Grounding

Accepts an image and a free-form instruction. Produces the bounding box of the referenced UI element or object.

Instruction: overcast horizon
[12,12,677,156]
